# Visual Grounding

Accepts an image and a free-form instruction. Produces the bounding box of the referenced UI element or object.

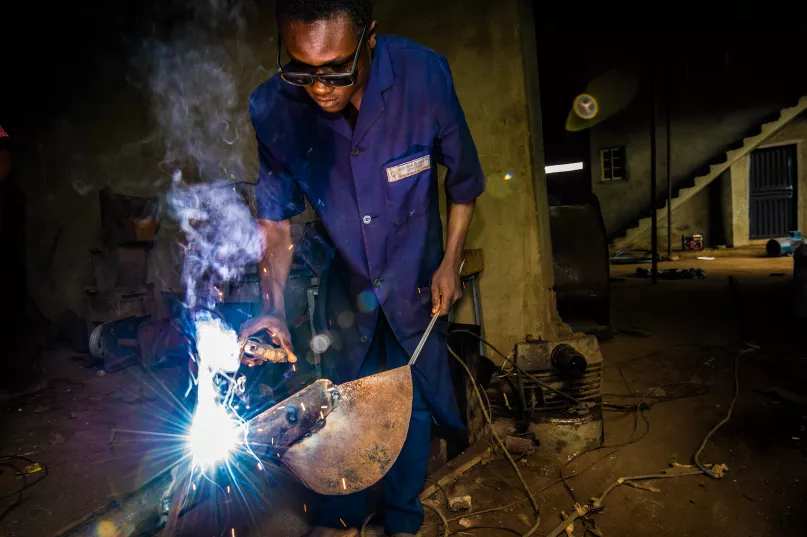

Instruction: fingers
[267,327,297,363]
[431,285,442,317]
[440,283,454,315]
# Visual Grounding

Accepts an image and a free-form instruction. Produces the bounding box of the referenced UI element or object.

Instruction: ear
[367,20,378,50]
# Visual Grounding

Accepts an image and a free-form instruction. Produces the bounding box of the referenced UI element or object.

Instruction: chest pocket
[383,148,433,225]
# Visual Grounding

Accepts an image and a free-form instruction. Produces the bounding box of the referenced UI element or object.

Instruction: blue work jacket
[249,35,486,428]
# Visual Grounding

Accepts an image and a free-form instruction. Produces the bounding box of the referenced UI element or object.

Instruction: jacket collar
[316,35,395,143]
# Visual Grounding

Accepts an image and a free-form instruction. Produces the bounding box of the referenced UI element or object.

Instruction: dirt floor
[2,257,806,536]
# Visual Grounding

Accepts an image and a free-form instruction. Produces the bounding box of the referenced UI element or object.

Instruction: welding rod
[408,304,441,367]
[409,260,465,367]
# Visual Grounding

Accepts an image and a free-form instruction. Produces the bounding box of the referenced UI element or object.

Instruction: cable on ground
[693,346,754,477]
[448,345,541,537]
[434,334,750,536]
[450,330,583,406]
[0,455,49,522]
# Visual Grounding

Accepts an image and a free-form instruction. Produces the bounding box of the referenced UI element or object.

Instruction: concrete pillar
[729,157,750,247]
[375,0,567,353]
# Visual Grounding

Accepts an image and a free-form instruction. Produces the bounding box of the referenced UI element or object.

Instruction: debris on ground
[448,495,472,512]
[635,267,706,279]
[23,463,44,475]
[710,463,729,478]
[505,434,534,454]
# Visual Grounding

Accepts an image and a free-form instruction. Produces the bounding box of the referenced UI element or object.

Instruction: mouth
[314,97,339,107]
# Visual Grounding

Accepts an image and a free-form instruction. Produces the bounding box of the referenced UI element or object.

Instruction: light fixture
[545,162,584,174]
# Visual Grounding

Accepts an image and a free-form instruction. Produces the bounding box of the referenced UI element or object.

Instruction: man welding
[241,1,486,535]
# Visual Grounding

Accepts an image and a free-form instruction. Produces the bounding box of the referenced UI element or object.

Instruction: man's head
[276,0,376,113]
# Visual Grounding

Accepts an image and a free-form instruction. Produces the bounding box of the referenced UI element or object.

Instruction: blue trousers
[314,314,432,534]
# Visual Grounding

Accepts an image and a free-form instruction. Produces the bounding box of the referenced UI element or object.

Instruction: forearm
[257,219,294,317]
[443,200,475,270]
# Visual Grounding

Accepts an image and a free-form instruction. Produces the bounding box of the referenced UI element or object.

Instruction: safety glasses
[276,26,367,88]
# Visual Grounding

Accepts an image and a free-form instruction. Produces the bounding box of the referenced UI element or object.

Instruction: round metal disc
[281,366,413,495]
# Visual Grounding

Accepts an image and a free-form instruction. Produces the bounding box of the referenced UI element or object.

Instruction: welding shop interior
[3,2,807,537]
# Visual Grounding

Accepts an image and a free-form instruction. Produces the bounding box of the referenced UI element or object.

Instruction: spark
[263,268,267,273]
[292,364,296,372]
[271,437,274,445]
[232,529,236,537]
[288,244,294,250]
[321,405,328,409]
[504,172,513,181]
[192,483,197,491]
[320,411,324,420]
[227,485,231,494]
[257,463,263,470]
[340,518,347,528]
[304,504,307,512]
[301,402,306,411]
[342,477,347,490]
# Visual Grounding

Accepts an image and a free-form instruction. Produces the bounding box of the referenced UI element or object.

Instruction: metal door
[749,145,798,239]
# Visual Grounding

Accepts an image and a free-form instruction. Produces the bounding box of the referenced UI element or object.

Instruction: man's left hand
[431,260,462,316]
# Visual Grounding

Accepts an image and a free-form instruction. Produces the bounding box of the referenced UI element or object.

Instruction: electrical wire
[425,477,451,508]
[428,336,747,535]
[448,345,541,537]
[450,330,583,406]
[449,526,523,536]
[693,347,753,477]
[0,455,49,522]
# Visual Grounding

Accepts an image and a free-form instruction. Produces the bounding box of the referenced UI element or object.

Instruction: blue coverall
[250,35,486,534]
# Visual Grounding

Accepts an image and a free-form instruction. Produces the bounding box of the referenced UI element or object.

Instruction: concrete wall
[725,115,807,247]
[14,0,564,355]
[627,114,807,250]
[591,100,792,241]
[580,33,807,242]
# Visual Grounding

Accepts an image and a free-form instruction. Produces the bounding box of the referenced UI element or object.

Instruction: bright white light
[545,162,584,174]
[195,317,240,373]
[188,317,243,467]
[188,398,240,467]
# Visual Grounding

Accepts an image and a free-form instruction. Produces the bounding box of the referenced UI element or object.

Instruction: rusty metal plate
[282,366,413,495]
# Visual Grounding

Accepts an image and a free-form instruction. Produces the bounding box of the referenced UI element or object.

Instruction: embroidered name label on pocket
[386,155,431,183]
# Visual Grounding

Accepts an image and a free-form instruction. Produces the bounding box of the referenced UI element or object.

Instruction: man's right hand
[238,315,297,365]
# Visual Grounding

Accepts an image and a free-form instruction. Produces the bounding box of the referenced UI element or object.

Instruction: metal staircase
[610,96,807,251]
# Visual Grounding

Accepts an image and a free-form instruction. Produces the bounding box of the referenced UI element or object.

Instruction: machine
[502,336,604,455]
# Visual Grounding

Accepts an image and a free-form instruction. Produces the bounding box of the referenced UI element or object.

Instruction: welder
[242,1,486,535]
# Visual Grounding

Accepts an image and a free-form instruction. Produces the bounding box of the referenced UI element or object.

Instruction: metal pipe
[650,48,659,284]
[666,74,672,258]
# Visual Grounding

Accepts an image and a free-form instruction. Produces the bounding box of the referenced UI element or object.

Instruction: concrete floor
[1,257,805,536]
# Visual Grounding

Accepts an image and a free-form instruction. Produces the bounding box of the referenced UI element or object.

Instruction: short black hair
[276,0,372,34]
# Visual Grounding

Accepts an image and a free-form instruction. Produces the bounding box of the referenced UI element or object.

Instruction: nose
[311,80,333,96]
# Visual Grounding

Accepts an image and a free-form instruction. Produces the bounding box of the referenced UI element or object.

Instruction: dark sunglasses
[276,26,367,88]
